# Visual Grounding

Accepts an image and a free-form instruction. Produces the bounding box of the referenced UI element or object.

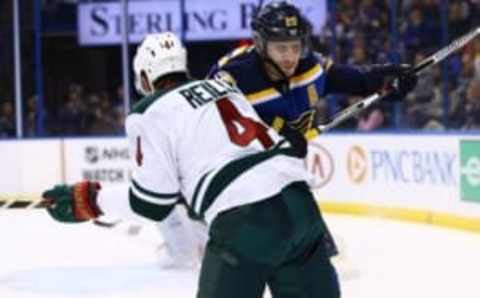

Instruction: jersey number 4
[216,98,273,149]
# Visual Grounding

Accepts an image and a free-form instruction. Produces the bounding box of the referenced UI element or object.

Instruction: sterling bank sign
[78,0,327,45]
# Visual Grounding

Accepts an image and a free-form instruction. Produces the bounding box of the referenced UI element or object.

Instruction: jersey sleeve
[125,114,181,222]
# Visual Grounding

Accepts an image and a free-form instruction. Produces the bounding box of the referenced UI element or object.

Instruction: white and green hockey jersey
[97,79,311,225]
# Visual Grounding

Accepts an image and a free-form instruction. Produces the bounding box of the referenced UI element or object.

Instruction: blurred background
[0,0,479,138]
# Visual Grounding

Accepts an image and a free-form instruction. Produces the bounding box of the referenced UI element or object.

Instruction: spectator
[357,0,387,52]
[111,105,125,135]
[473,39,480,80]
[348,43,370,66]
[403,52,444,129]
[114,85,125,108]
[462,79,480,130]
[25,95,38,137]
[88,92,115,134]
[402,7,437,58]
[58,84,87,135]
[357,107,386,131]
[449,49,477,128]
[449,1,471,39]
[0,100,15,137]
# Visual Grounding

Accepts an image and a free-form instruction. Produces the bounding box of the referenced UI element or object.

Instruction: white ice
[1,210,479,298]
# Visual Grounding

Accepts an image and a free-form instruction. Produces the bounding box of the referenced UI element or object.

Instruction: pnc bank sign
[346,145,457,186]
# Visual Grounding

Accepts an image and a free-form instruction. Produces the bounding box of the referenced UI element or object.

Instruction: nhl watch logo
[85,146,99,164]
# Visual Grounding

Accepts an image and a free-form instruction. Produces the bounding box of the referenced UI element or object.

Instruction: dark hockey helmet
[251,1,312,56]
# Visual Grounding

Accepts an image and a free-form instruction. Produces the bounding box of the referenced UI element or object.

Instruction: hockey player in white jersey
[42,32,340,298]
[131,38,209,270]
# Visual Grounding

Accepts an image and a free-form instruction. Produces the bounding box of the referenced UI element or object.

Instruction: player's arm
[320,56,417,99]
[111,115,181,222]
[42,115,181,224]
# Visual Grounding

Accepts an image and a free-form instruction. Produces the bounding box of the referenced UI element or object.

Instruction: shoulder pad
[212,70,238,88]
[217,45,255,68]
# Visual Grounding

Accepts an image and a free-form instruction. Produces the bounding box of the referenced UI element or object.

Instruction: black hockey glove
[363,64,417,100]
[272,116,307,158]
[390,71,418,101]
[42,181,103,223]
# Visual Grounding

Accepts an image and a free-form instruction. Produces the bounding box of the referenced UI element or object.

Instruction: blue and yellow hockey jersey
[208,45,384,134]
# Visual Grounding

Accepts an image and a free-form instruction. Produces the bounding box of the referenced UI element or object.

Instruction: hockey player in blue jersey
[208,1,417,134]
[208,1,418,258]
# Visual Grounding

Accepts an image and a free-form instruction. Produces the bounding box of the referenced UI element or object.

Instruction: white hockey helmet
[133,32,187,96]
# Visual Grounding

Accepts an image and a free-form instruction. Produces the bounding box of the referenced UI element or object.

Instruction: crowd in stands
[315,0,480,131]
[0,85,125,137]
[0,0,479,137]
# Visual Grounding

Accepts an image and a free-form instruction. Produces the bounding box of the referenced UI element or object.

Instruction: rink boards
[1,134,479,232]
[307,134,480,232]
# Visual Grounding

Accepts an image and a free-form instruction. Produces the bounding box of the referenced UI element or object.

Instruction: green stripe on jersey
[129,179,179,220]
[131,179,179,199]
[189,171,211,219]
[130,80,194,115]
[198,142,297,215]
[129,189,175,221]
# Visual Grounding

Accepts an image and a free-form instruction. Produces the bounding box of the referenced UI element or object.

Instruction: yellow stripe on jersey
[307,84,319,106]
[246,87,279,104]
[290,64,323,87]
[245,64,323,105]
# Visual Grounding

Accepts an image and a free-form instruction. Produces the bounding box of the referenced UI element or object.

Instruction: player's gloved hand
[364,63,417,101]
[363,63,412,91]
[390,72,418,100]
[272,116,307,158]
[42,181,103,223]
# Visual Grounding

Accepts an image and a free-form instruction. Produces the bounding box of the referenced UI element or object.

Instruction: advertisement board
[307,135,480,218]
[0,140,61,196]
[78,0,327,45]
[1,134,478,231]
[63,138,131,187]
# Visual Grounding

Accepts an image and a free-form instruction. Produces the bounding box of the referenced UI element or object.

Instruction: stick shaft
[409,27,480,76]
[0,196,50,209]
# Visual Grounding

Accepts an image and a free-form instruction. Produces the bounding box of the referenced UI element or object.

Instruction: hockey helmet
[251,1,312,57]
[133,32,187,95]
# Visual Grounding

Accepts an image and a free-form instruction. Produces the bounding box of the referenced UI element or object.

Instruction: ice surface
[1,210,479,298]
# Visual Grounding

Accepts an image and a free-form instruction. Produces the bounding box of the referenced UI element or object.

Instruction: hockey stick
[305,26,480,139]
[0,196,51,209]
[0,194,139,232]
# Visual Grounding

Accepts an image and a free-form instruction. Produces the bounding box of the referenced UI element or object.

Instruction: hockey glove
[362,63,412,94]
[42,181,103,223]
[364,64,417,101]
[390,72,418,101]
[272,116,308,158]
